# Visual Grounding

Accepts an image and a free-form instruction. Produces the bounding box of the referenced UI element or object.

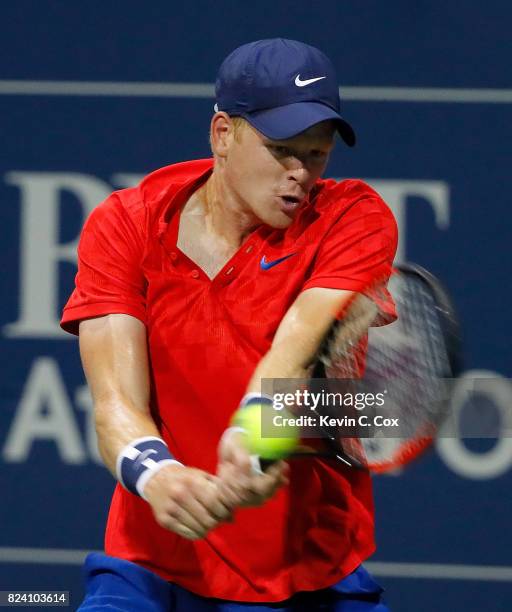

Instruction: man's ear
[210,112,233,159]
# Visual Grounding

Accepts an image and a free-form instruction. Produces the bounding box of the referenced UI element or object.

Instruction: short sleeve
[60,193,147,335]
[302,197,398,325]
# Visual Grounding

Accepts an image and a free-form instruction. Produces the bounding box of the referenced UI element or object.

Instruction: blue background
[1,3,511,610]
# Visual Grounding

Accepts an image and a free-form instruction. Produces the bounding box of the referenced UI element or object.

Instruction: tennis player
[61,38,397,611]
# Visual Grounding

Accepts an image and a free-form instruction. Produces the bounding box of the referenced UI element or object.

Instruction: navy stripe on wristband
[116,436,182,499]
[240,393,273,408]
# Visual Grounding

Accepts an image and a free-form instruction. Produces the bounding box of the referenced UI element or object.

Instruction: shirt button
[170,252,178,261]
[191,270,200,278]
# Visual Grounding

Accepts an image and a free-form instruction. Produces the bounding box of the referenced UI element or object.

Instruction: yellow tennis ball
[231,403,299,460]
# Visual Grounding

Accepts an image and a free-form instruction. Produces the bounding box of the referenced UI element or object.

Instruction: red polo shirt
[61,158,397,602]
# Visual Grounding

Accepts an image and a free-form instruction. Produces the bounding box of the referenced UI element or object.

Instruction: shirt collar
[157,160,214,239]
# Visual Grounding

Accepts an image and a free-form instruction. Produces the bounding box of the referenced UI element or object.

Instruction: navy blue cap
[214,38,355,146]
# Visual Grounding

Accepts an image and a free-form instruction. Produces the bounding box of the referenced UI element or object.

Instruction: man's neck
[184,171,261,248]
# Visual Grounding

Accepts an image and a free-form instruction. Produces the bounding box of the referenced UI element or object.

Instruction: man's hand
[217,429,289,508]
[143,463,233,540]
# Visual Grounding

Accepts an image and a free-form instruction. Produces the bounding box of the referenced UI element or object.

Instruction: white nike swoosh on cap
[294,74,327,87]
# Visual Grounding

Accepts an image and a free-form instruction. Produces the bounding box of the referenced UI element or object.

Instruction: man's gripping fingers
[162,496,219,539]
[217,460,289,508]
[196,476,234,521]
[216,463,253,507]
[243,461,288,501]
[146,466,232,538]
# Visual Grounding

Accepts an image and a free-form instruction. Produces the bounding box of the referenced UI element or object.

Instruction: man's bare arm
[217,287,357,504]
[79,314,156,472]
[247,287,355,388]
[79,313,232,539]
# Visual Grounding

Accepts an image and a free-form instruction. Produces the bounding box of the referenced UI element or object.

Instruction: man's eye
[310,150,327,159]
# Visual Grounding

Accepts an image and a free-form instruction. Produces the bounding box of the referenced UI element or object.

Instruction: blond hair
[230,116,248,141]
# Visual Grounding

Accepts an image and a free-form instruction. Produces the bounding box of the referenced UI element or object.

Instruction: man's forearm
[245,348,311,395]
[95,398,163,477]
[243,288,356,398]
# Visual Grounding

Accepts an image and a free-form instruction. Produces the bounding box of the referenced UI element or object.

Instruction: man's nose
[286,157,312,187]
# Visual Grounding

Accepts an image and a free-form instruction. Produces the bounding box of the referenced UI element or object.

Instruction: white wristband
[115,436,184,500]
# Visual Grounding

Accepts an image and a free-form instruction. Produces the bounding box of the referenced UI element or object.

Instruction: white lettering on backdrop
[1,172,510,478]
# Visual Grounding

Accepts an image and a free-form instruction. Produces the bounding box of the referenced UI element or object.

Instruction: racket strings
[322,294,378,379]
[321,272,455,469]
[371,278,448,401]
[405,279,450,376]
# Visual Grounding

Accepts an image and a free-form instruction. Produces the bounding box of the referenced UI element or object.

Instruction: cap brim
[242,102,356,147]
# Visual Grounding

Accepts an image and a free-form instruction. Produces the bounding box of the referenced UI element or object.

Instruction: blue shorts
[78,553,389,611]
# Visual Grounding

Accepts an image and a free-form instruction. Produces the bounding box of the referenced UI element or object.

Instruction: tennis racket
[260,262,462,474]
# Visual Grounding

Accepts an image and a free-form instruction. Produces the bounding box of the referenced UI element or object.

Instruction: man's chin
[262,210,296,229]
[265,217,293,230]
